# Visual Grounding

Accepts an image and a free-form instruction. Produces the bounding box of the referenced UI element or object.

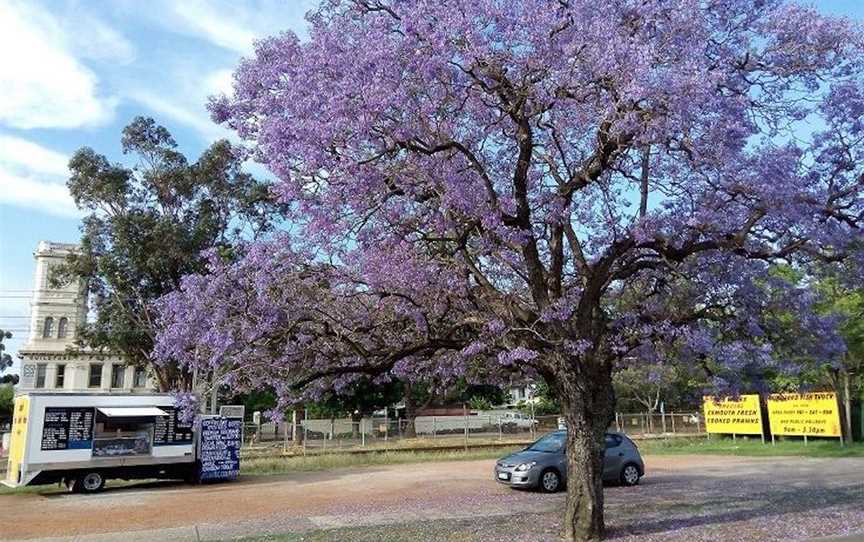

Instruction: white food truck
[4,393,205,493]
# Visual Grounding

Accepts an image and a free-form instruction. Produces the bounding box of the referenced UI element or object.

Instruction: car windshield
[526,432,565,453]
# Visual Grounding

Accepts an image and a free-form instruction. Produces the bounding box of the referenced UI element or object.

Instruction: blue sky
[0,0,862,370]
[0,0,317,368]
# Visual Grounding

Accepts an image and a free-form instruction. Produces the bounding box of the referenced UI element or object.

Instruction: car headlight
[515,461,536,472]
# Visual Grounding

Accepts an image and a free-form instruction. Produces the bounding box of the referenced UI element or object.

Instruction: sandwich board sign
[198,416,242,482]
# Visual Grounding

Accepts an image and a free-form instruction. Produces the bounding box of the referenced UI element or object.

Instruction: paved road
[1,455,863,542]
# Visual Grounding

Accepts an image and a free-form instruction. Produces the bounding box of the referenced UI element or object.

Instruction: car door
[602,434,624,480]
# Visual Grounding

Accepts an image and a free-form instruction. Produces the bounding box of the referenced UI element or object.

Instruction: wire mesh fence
[241,410,704,452]
[612,412,704,436]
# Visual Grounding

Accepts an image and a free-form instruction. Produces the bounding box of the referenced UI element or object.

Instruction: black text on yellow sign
[702,395,764,435]
[767,392,842,438]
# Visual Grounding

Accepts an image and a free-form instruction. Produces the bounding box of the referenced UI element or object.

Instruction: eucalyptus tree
[56,117,279,390]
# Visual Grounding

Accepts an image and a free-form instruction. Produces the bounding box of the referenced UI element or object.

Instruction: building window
[133,366,148,388]
[58,317,69,339]
[111,364,125,388]
[55,364,66,388]
[35,364,47,388]
[89,364,103,388]
[43,317,54,338]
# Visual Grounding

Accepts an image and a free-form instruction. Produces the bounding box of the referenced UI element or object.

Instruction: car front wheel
[539,468,562,493]
[620,463,640,487]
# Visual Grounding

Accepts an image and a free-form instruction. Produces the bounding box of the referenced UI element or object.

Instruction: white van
[4,393,198,493]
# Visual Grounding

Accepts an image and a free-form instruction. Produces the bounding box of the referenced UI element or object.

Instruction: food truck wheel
[72,472,106,493]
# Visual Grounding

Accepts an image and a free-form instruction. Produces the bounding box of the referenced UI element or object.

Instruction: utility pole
[844,368,854,442]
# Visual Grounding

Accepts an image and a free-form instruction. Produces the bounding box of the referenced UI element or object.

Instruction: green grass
[241,445,524,475]
[241,436,532,458]
[638,436,864,457]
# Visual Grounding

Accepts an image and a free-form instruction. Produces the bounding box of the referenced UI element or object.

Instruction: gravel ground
[1,455,862,542]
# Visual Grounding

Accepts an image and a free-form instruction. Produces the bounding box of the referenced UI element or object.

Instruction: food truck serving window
[97,407,169,417]
[92,408,168,458]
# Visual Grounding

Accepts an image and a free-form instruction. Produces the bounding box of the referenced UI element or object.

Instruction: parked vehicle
[3,393,241,493]
[494,430,644,492]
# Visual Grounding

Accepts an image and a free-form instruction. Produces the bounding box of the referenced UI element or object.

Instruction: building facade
[16,242,152,393]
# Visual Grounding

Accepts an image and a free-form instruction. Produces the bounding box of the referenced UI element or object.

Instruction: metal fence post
[498,416,502,441]
[670,412,675,434]
[463,404,469,451]
[361,418,366,447]
[432,416,436,438]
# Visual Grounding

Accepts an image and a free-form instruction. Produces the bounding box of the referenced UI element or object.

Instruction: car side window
[604,434,622,450]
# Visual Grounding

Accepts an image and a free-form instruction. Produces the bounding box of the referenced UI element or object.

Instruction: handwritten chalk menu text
[153,407,194,446]
[198,417,242,482]
[40,407,94,451]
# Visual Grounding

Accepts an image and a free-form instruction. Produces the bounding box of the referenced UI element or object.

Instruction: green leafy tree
[55,117,280,391]
[516,380,561,416]
[467,395,493,411]
[0,384,13,420]
[0,329,12,375]
[814,273,864,437]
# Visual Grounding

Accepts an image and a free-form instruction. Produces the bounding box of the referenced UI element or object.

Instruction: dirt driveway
[2,454,863,542]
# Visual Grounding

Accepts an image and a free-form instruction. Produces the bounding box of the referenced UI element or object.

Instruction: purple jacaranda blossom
[156,2,864,539]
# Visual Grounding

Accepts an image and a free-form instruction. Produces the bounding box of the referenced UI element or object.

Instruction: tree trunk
[293,409,305,445]
[557,360,616,542]
[404,387,418,439]
[351,411,362,439]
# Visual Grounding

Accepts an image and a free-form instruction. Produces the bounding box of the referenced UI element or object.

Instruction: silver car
[494,431,644,493]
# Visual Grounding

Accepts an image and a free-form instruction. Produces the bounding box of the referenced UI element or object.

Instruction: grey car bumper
[494,465,540,487]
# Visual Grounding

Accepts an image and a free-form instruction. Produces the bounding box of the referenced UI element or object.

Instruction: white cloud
[0,135,78,217]
[0,1,118,129]
[205,69,236,99]
[154,0,317,55]
[0,135,69,177]
[172,2,260,55]
[0,170,79,218]
[128,90,234,143]
[70,14,137,65]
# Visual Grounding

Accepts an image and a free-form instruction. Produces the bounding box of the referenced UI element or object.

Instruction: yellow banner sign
[767,392,842,438]
[703,395,764,435]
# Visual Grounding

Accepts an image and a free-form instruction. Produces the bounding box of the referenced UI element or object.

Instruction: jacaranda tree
[156,2,864,539]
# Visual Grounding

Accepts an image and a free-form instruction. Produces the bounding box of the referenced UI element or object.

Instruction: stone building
[16,241,152,393]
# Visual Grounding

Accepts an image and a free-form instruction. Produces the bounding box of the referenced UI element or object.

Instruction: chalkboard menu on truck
[198,416,242,482]
[41,407,94,451]
[153,407,194,446]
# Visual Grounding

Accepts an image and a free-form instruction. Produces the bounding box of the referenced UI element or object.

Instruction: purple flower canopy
[157,0,864,410]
